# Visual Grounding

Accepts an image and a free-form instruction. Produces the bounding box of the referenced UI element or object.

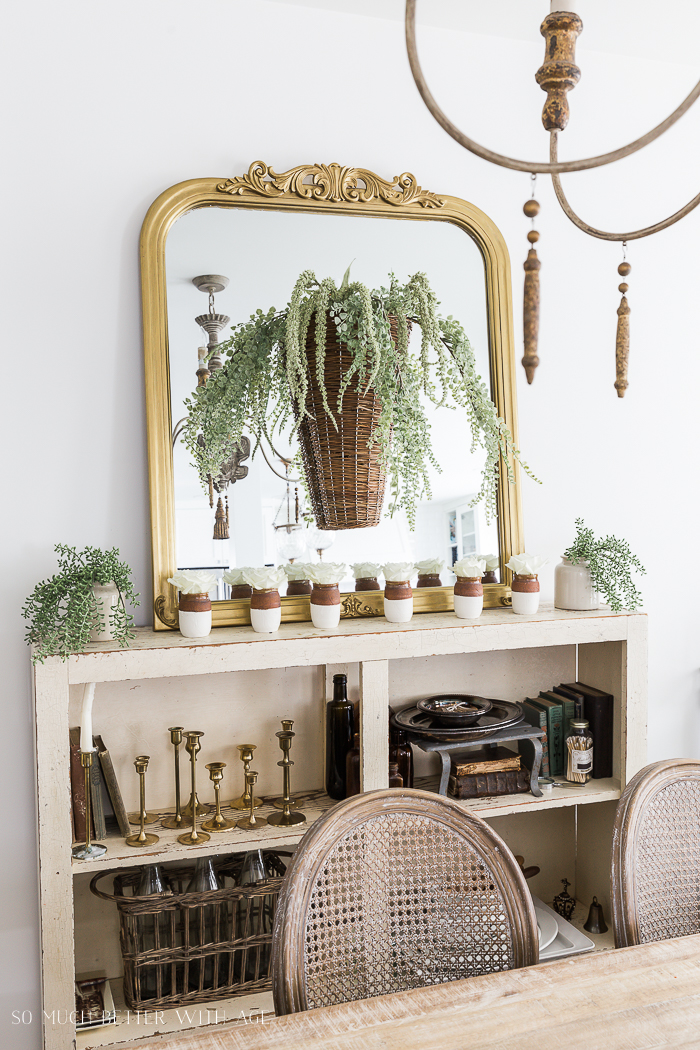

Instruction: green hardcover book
[542,690,575,750]
[551,685,582,743]
[534,694,565,777]
[521,699,550,778]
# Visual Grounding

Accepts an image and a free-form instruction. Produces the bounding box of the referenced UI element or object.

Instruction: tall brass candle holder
[268,730,306,827]
[236,771,267,830]
[202,762,235,832]
[72,751,107,860]
[161,726,184,830]
[272,720,302,809]
[228,744,262,809]
[177,732,210,845]
[181,729,210,821]
[125,757,160,847]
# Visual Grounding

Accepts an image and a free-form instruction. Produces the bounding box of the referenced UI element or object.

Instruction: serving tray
[392,700,524,742]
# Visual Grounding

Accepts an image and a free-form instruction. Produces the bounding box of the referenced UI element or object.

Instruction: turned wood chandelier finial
[535,12,583,132]
[405,0,700,395]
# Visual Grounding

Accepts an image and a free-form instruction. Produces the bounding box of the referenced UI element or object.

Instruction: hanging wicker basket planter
[296,313,396,530]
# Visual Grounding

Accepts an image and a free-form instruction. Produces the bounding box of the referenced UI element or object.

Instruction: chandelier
[405,2,700,396]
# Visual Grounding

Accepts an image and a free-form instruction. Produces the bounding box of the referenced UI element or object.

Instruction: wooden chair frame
[611,758,700,948]
[271,787,538,1015]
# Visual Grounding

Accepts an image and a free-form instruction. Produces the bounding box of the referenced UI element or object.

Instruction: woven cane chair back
[272,788,538,1015]
[611,759,700,948]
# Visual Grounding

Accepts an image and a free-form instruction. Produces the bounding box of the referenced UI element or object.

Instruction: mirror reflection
[166,207,500,599]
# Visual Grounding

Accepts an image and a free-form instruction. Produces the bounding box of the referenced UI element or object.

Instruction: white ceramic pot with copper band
[250,588,282,633]
[178,593,212,638]
[453,577,483,619]
[383,581,414,623]
[511,574,540,614]
[310,583,341,628]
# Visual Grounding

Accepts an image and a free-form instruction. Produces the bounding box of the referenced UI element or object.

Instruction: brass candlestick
[268,730,306,827]
[161,727,184,829]
[236,771,267,830]
[272,720,301,809]
[177,732,210,845]
[228,744,262,809]
[72,751,107,860]
[202,762,235,832]
[181,729,210,821]
[125,757,159,847]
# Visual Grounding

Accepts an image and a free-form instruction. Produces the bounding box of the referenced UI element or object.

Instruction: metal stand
[409,724,545,798]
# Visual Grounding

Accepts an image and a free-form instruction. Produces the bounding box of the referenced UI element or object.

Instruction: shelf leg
[359,661,389,791]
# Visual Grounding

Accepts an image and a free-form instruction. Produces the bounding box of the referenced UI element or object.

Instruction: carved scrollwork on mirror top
[143,160,524,630]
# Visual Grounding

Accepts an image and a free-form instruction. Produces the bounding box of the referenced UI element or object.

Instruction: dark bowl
[416,694,494,727]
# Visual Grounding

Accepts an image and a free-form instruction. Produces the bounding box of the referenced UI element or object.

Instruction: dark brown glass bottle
[345,733,361,797]
[388,761,403,788]
[391,730,414,788]
[326,673,355,799]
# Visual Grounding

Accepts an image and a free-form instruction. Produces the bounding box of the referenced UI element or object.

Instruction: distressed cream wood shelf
[34,606,647,1050]
[74,776,623,875]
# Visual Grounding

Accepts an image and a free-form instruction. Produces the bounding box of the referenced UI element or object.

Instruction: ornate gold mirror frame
[141,161,524,630]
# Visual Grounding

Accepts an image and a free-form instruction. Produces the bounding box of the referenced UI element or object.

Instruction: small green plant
[23,545,140,663]
[183,269,537,528]
[563,519,645,612]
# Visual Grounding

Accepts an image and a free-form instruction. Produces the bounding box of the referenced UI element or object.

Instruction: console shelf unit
[33,606,647,1050]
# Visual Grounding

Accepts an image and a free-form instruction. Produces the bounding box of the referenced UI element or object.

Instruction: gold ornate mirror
[141,162,524,630]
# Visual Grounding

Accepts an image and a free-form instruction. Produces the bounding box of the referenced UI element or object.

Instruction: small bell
[583,896,608,934]
[552,878,576,920]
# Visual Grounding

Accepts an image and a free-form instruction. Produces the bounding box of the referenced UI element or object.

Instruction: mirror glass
[165,207,499,599]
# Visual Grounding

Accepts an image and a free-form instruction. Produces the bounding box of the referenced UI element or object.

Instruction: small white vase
[90,581,119,641]
[250,606,282,633]
[178,593,212,638]
[453,577,483,619]
[250,588,282,633]
[310,602,341,629]
[454,594,483,619]
[554,557,600,610]
[511,574,540,615]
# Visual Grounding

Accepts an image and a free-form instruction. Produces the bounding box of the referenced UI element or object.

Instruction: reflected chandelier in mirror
[142,162,526,630]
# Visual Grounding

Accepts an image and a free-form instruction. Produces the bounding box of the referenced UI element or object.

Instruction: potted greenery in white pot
[555,519,644,611]
[23,545,139,663]
[183,268,536,533]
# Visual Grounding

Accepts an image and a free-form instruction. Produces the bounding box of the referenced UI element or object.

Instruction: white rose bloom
[382,562,416,583]
[307,562,348,585]
[352,562,383,580]
[242,566,287,591]
[453,556,486,579]
[168,570,219,595]
[506,553,547,576]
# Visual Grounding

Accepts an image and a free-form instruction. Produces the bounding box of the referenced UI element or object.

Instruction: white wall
[3,1,700,1044]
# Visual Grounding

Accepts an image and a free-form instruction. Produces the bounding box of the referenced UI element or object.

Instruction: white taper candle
[80,682,97,752]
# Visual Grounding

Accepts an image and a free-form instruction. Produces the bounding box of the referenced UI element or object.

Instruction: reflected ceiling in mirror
[166,208,499,598]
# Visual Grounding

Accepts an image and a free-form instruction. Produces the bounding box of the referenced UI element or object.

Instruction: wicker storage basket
[297,313,402,529]
[90,851,290,1009]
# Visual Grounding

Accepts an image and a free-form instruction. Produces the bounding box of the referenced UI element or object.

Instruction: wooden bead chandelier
[406,2,700,396]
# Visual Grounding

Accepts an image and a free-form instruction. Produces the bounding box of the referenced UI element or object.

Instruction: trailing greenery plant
[23,545,140,663]
[183,269,536,527]
[563,519,645,612]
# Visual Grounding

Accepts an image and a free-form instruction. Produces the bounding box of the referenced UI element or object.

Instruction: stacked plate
[392,694,524,742]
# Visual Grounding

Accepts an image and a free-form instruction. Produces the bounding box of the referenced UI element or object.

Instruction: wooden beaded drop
[522,181,541,384]
[615,248,631,398]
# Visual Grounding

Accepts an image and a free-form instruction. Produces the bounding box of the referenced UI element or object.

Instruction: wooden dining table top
[135,934,700,1050]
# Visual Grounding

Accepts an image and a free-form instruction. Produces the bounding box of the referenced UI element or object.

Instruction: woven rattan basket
[297,313,403,529]
[90,851,290,1009]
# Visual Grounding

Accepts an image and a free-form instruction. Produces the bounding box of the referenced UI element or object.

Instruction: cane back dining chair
[271,788,538,1014]
[611,759,700,948]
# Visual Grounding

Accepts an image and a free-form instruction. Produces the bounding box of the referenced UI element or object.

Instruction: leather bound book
[69,727,94,842]
[562,681,614,779]
[448,768,530,799]
[450,746,520,777]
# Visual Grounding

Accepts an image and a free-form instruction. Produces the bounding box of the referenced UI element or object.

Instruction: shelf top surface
[43,605,646,684]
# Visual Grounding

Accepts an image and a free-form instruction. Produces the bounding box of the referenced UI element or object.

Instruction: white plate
[535,905,559,951]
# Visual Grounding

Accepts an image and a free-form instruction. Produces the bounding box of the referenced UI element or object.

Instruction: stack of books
[447,746,530,799]
[521,682,613,779]
[69,728,130,842]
